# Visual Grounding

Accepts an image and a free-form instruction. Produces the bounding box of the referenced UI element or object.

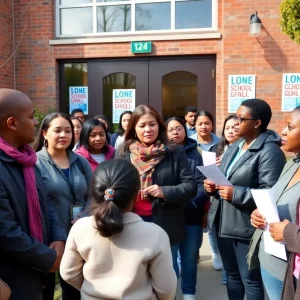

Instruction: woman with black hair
[249,106,300,300]
[110,110,132,149]
[204,99,286,300]
[166,117,208,300]
[93,114,111,143]
[76,119,115,171]
[33,112,93,300]
[60,159,177,300]
[117,105,197,277]
[216,114,239,158]
[190,111,220,152]
[190,111,223,273]
[70,117,83,151]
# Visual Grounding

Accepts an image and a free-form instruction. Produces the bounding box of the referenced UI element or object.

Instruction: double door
[88,56,215,123]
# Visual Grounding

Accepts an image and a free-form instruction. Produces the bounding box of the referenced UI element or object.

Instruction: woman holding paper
[250,106,300,300]
[204,99,286,300]
[166,117,208,299]
[190,111,224,273]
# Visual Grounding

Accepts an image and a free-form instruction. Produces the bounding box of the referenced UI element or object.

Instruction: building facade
[0,0,299,134]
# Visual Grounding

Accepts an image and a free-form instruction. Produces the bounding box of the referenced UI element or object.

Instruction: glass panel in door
[162,71,197,120]
[103,72,136,131]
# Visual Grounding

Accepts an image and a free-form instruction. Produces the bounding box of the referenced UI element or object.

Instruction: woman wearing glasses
[166,117,208,300]
[204,99,286,300]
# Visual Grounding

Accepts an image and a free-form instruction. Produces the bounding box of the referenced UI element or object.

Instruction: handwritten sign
[282,73,300,111]
[69,86,88,114]
[112,89,135,123]
[228,75,256,113]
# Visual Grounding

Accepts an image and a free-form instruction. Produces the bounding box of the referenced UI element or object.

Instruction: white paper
[202,151,216,166]
[250,189,287,260]
[197,165,232,186]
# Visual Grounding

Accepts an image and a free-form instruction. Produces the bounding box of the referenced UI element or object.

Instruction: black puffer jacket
[184,138,209,225]
[208,130,286,240]
[122,145,197,244]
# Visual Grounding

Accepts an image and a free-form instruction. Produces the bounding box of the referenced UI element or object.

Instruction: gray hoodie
[36,147,93,233]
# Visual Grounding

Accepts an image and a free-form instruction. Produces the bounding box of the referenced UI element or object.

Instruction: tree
[280,0,300,44]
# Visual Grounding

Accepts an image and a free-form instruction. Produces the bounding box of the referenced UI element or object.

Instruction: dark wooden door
[148,57,215,120]
[88,60,148,122]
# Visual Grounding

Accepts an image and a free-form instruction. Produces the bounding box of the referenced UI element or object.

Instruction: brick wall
[10,0,300,135]
[0,0,14,88]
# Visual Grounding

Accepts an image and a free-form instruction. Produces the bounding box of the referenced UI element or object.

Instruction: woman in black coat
[118,105,197,277]
[166,117,208,298]
[204,99,286,300]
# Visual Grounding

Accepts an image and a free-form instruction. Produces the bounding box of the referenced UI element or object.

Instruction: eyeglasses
[233,115,257,124]
[167,126,184,133]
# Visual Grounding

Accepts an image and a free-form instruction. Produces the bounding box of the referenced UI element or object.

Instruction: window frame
[55,0,218,38]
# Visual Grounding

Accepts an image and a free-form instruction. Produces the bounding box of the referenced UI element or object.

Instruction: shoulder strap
[75,157,84,174]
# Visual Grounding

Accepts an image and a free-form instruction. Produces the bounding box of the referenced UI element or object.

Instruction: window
[62,63,88,114]
[56,0,216,37]
[162,71,197,120]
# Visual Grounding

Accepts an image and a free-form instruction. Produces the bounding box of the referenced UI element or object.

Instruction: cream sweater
[60,213,177,300]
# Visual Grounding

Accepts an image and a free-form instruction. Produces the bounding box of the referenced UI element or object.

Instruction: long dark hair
[33,112,75,152]
[92,159,140,237]
[117,110,132,135]
[165,117,188,143]
[195,110,215,133]
[79,119,109,154]
[216,114,235,157]
[119,105,168,157]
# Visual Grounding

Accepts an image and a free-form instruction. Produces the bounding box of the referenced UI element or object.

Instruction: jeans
[208,225,220,255]
[260,266,283,300]
[217,236,264,300]
[171,243,180,277]
[179,225,203,295]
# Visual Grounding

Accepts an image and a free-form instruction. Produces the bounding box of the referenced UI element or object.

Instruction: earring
[254,126,258,129]
[43,139,48,147]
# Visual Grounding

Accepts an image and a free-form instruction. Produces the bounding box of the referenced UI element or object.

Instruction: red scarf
[0,138,43,242]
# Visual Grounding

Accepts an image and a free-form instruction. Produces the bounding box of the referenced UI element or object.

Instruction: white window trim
[55,0,218,38]
[49,31,221,45]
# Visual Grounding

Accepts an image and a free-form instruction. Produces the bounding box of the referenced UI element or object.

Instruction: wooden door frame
[58,55,216,120]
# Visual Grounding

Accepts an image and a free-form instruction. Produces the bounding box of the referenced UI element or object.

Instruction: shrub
[280,0,300,44]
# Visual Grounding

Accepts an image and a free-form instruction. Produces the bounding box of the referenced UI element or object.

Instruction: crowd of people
[0,88,300,300]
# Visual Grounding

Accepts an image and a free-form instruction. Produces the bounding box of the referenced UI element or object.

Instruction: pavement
[175,232,227,300]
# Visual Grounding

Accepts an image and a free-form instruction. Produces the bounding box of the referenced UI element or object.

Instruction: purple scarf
[0,137,43,243]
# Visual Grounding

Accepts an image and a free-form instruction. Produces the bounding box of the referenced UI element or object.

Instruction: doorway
[61,56,216,126]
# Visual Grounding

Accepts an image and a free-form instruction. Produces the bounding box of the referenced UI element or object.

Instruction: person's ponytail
[94,200,124,237]
[91,159,141,238]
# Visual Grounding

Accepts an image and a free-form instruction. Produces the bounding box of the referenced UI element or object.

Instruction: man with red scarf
[0,89,66,300]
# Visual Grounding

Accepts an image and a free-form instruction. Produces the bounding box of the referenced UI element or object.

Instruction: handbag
[0,279,11,300]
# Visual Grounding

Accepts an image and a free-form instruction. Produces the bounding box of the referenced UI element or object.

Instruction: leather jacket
[208,130,286,240]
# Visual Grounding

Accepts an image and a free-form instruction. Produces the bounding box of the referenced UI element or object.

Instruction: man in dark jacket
[0,89,67,300]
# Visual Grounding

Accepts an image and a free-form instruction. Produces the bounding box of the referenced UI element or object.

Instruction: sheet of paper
[250,189,287,261]
[202,151,216,166]
[197,165,232,186]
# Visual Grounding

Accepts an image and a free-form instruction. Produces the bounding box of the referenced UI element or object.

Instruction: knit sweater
[60,213,177,300]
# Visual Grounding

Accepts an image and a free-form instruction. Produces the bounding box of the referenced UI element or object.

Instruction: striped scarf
[130,140,166,200]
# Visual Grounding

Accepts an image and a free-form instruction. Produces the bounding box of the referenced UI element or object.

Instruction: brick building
[0,0,299,134]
